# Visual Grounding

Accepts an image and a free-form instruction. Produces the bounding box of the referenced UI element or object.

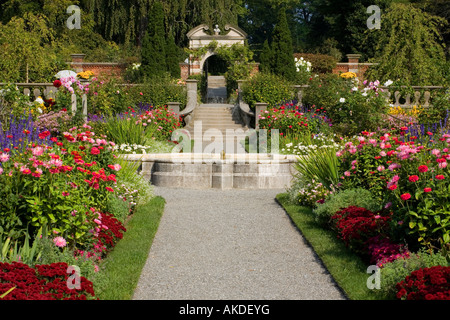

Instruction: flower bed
[396,266,450,300]
[0,261,96,300]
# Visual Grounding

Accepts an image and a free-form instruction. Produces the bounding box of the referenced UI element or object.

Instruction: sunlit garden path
[133,187,346,300]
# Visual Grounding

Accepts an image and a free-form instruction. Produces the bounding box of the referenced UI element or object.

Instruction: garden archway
[185,24,247,77]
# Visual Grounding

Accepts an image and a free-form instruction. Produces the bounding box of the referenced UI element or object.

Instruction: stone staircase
[184,104,249,153]
[206,75,227,103]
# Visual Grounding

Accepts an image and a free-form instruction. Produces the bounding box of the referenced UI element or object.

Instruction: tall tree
[165,32,181,78]
[141,1,167,78]
[259,39,273,73]
[270,8,296,81]
[365,3,447,85]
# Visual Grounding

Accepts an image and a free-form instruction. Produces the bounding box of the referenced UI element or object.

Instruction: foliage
[261,8,296,81]
[331,206,392,257]
[293,53,337,74]
[303,74,389,136]
[396,265,450,300]
[0,123,120,248]
[241,73,294,109]
[380,248,450,299]
[0,84,33,128]
[417,89,450,125]
[294,141,340,193]
[0,13,61,83]
[103,113,158,147]
[313,188,382,227]
[365,3,447,86]
[141,2,167,79]
[0,261,96,300]
[258,103,332,138]
[288,178,333,208]
[294,56,312,84]
[337,129,450,249]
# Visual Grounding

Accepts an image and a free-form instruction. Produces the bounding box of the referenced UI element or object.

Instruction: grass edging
[276,193,386,300]
[95,196,166,300]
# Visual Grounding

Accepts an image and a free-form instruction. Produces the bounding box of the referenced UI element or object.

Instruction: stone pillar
[167,102,181,117]
[186,79,198,109]
[71,54,86,73]
[346,54,361,75]
[255,102,268,129]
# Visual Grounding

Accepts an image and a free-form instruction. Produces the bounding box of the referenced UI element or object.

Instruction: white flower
[35,96,44,104]
[339,98,346,103]
[362,92,368,97]
[384,80,393,87]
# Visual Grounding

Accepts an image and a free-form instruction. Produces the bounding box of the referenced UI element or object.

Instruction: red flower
[408,175,419,182]
[400,193,411,201]
[90,147,100,155]
[436,175,445,180]
[418,165,429,173]
[388,184,398,191]
[424,187,432,193]
[53,79,62,88]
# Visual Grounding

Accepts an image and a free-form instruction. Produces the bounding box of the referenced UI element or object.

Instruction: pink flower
[431,149,441,156]
[344,171,351,177]
[90,147,100,155]
[53,236,67,248]
[377,165,385,172]
[0,153,9,162]
[0,167,3,175]
[439,162,447,169]
[62,192,70,196]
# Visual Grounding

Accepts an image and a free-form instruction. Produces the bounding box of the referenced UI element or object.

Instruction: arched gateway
[183,24,248,78]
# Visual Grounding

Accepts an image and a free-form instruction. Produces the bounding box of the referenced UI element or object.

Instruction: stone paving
[133,187,346,300]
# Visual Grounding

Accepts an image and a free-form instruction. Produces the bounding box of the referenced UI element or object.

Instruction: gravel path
[132,187,346,300]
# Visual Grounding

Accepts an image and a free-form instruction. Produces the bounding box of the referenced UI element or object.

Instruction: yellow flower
[340,72,357,79]
[77,70,95,79]
[388,105,423,116]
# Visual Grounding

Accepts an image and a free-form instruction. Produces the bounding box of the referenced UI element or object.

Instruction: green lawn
[95,196,165,300]
[276,193,387,300]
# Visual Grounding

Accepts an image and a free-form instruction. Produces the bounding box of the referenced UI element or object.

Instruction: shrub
[0,261,96,300]
[293,53,337,74]
[0,124,120,247]
[289,178,333,208]
[241,73,294,109]
[396,266,450,300]
[380,248,449,299]
[331,206,391,256]
[258,103,331,137]
[303,75,388,136]
[313,188,381,226]
[336,130,450,248]
[293,141,340,193]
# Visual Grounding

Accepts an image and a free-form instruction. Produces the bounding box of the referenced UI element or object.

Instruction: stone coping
[121,153,298,164]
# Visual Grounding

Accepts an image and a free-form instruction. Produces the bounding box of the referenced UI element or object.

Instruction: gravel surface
[132,187,346,300]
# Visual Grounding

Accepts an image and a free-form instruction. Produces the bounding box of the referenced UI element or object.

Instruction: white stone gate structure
[180,24,248,80]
